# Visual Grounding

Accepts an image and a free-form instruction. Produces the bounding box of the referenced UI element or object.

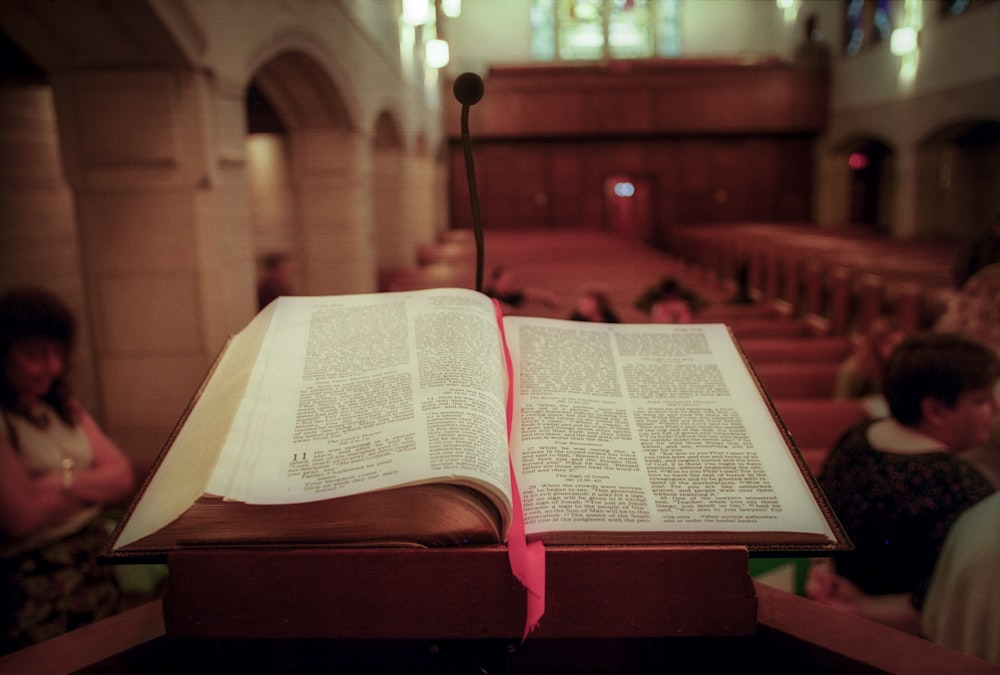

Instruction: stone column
[50,68,256,469]
[408,152,445,246]
[0,84,100,415]
[288,128,377,294]
[890,145,919,238]
[372,145,417,269]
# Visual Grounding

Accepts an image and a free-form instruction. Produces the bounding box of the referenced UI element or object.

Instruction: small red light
[848,152,869,170]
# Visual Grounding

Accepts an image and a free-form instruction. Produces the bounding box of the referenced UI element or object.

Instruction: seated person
[485,265,562,313]
[934,264,1000,488]
[833,315,905,400]
[806,332,999,635]
[833,314,906,418]
[922,491,1000,665]
[634,277,699,324]
[569,290,619,323]
[256,252,294,310]
[649,295,693,324]
[1,287,135,651]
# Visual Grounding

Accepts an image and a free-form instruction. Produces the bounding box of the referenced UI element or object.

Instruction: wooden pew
[772,398,870,475]
[738,336,852,364]
[825,266,853,336]
[378,264,477,292]
[695,302,787,321]
[416,241,478,265]
[725,316,818,339]
[752,362,841,399]
[439,228,475,244]
[667,223,957,343]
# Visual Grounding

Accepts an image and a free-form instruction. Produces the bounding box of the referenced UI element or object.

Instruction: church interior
[1,0,998,670]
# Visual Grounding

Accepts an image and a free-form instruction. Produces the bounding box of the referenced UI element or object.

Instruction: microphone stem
[461,104,485,293]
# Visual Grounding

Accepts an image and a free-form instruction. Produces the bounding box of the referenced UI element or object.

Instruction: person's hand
[805,558,866,613]
[805,558,837,602]
[38,468,69,493]
[805,558,924,634]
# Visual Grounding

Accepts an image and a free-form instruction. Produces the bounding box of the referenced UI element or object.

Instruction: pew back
[739,336,851,364]
[772,398,870,475]
[753,362,841,399]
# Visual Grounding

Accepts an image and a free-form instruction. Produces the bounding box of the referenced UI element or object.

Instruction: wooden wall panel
[446,59,829,139]
[451,136,816,238]
[549,144,587,229]
[446,59,827,241]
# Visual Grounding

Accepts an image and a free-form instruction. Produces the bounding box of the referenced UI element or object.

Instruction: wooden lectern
[161,545,756,640]
[4,545,996,673]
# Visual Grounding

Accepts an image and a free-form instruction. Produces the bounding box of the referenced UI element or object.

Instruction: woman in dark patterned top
[807,332,999,635]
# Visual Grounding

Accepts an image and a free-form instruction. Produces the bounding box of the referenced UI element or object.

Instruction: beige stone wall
[0,1,447,477]
[0,85,100,416]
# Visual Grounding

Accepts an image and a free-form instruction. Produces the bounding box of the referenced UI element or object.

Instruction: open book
[108,287,848,559]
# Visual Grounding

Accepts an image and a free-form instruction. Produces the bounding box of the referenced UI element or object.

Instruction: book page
[205,289,512,516]
[502,318,835,541]
[112,303,278,549]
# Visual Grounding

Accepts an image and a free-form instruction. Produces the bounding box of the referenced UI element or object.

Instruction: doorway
[604,173,653,243]
[847,140,891,231]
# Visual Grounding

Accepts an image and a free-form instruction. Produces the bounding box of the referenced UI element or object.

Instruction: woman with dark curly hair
[0,287,134,653]
[807,332,999,636]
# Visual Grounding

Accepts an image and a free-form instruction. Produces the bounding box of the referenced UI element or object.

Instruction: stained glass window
[530,0,557,59]
[656,0,681,57]
[844,0,913,55]
[608,0,653,58]
[845,0,865,55]
[872,0,892,43]
[559,0,606,60]
[943,0,971,15]
[941,0,996,16]
[531,0,680,61]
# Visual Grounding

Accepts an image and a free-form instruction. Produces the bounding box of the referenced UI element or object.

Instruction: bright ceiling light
[402,0,430,26]
[426,39,450,68]
[890,27,919,55]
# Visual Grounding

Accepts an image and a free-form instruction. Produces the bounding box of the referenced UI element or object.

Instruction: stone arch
[914,119,1000,239]
[0,3,443,474]
[245,29,360,132]
[245,43,378,296]
[245,46,364,299]
[253,50,354,132]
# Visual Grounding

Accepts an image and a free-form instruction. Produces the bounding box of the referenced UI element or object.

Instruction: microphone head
[453,72,484,106]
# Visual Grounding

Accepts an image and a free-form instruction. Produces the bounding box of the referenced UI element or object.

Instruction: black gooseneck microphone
[453,72,486,292]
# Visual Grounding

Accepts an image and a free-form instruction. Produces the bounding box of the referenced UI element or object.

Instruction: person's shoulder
[821,419,878,478]
[66,398,88,423]
[830,417,877,450]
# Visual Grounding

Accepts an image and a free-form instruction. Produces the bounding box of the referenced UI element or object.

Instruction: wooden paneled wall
[446,59,829,241]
